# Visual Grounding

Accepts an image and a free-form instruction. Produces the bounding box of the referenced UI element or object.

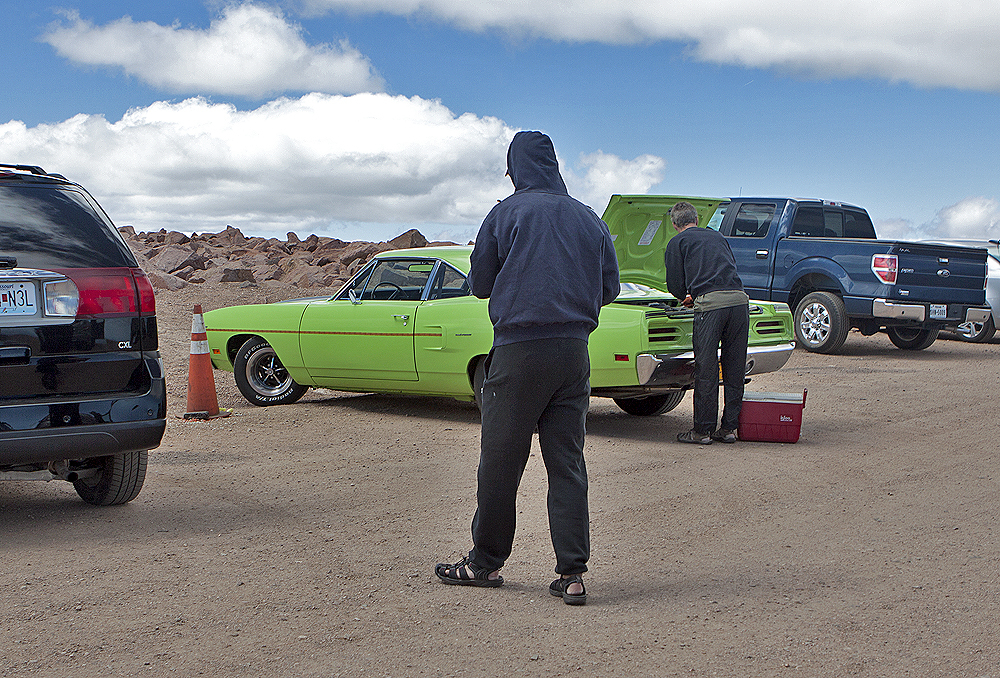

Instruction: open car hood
[601,195,727,291]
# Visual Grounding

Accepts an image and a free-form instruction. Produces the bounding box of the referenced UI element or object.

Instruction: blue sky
[2,0,999,244]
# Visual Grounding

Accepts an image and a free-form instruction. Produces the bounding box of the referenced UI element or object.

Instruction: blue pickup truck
[603,195,990,353]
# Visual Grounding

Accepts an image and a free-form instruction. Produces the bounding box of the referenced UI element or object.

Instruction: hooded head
[505,131,568,194]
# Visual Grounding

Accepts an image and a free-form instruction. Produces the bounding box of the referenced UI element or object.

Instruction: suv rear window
[0,184,137,268]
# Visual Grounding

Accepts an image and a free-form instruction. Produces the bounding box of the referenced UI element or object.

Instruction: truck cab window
[844,210,877,238]
[704,203,728,231]
[730,203,776,237]
[823,210,844,237]
[791,206,824,237]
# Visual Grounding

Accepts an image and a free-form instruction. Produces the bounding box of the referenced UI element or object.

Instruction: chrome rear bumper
[635,342,795,388]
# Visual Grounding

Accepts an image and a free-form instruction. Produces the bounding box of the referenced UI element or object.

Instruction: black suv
[1,164,165,504]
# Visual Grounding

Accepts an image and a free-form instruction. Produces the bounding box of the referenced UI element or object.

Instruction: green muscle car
[206,199,795,416]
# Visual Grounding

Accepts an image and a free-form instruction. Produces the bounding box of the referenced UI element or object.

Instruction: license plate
[930,304,947,319]
[0,282,37,315]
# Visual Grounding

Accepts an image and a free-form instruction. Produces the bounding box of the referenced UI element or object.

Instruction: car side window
[340,259,435,301]
[730,203,776,237]
[427,264,471,300]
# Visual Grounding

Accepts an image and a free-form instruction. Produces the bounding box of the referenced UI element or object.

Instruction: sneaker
[677,429,712,445]
[711,428,737,443]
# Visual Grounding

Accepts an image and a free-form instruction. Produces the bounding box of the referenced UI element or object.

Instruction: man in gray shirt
[665,201,749,445]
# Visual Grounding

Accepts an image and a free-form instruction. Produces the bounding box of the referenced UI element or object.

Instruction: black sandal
[434,556,503,587]
[549,574,587,605]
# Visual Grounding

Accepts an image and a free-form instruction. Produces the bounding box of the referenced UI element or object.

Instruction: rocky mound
[120,225,453,291]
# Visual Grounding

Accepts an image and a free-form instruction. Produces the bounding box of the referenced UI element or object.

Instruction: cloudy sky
[2,0,999,243]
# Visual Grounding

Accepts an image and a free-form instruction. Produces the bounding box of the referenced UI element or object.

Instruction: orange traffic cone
[183,304,231,420]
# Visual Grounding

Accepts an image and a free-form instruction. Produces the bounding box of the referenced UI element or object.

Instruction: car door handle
[756,250,769,259]
[392,314,409,326]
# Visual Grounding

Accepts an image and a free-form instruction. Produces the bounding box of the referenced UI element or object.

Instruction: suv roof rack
[0,163,49,175]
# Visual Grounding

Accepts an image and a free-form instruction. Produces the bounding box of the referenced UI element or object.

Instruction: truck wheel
[956,316,996,343]
[73,450,147,506]
[613,391,686,416]
[793,292,849,354]
[234,337,307,406]
[886,327,939,350]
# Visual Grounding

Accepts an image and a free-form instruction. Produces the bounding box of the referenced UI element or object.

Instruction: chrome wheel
[246,347,289,395]
[955,316,996,343]
[234,337,307,406]
[793,291,849,353]
[798,302,831,346]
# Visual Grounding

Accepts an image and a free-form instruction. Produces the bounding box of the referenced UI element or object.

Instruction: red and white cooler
[738,389,807,443]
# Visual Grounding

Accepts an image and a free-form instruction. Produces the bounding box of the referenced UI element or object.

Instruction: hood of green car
[601,195,728,291]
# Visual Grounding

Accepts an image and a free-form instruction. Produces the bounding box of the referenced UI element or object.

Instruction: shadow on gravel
[304,389,696,444]
[305,391,481,426]
[0,478,293,544]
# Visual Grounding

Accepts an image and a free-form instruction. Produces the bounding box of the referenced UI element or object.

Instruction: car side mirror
[348,289,362,305]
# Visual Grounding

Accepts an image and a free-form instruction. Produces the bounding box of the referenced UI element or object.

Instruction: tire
[886,326,939,350]
[73,450,147,506]
[794,291,850,354]
[234,337,307,406]
[956,315,996,343]
[613,391,686,416]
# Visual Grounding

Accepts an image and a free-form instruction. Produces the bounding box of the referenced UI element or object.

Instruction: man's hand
[682,294,694,308]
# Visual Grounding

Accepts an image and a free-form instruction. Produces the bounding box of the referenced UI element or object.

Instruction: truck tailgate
[891,242,987,305]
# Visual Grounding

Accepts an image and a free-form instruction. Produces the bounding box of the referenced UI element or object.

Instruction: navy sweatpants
[469,337,591,576]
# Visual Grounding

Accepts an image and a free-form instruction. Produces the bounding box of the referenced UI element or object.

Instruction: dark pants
[692,304,750,435]
[469,337,591,576]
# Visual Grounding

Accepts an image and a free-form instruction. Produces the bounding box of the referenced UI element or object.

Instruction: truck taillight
[872,254,897,284]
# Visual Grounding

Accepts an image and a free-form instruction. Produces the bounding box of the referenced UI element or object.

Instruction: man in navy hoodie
[435,131,619,605]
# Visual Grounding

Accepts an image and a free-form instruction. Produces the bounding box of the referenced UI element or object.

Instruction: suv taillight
[132,268,156,316]
[52,268,152,317]
[872,254,898,284]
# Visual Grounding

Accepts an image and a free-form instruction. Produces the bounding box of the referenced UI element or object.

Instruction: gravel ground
[2,281,998,678]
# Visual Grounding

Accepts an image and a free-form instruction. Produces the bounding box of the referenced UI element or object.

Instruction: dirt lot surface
[3,282,999,678]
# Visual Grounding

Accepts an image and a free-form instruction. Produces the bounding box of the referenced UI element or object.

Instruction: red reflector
[614,354,630,362]
[53,268,138,317]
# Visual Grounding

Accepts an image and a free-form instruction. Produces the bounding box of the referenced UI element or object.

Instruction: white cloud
[564,151,666,214]
[41,4,384,98]
[302,0,1000,92]
[927,197,1000,239]
[876,197,1000,242]
[0,94,660,241]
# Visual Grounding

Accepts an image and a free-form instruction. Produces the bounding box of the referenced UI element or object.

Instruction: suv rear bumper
[0,358,166,465]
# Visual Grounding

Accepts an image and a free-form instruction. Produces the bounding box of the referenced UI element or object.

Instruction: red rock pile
[120,225,444,291]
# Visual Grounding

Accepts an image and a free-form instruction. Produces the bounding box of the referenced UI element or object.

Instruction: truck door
[723,201,780,300]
